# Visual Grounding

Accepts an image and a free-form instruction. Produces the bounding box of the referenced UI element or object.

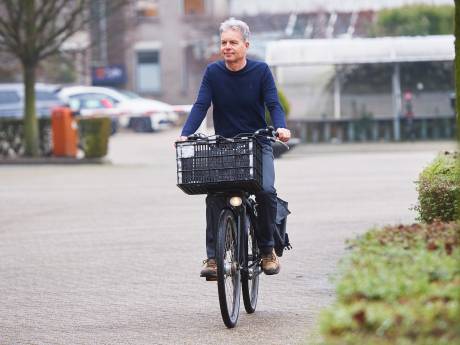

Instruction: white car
[65,94,123,134]
[58,86,178,132]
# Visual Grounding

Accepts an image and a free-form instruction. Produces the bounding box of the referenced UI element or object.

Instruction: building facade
[91,0,230,105]
[89,0,454,119]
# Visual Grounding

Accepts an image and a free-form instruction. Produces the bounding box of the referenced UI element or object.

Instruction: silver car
[0,83,64,118]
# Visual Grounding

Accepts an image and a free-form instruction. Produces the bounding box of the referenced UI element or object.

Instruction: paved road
[0,130,455,345]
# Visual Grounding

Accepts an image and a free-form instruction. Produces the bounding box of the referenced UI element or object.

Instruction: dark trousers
[205,144,277,258]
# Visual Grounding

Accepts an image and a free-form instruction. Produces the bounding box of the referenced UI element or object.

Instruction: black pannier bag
[274,197,291,257]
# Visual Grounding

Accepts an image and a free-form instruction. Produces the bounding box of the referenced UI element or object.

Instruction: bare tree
[0,0,127,156]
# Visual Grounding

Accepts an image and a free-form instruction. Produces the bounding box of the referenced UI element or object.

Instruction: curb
[0,157,111,165]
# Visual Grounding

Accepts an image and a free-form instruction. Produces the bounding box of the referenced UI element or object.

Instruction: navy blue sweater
[181,59,286,138]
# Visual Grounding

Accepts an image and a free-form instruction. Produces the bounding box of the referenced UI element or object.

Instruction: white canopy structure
[265,35,454,140]
[266,35,454,66]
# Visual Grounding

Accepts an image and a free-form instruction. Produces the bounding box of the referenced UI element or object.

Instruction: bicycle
[175,127,289,328]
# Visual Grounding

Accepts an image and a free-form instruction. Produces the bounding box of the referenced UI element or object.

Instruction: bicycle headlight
[229,196,242,207]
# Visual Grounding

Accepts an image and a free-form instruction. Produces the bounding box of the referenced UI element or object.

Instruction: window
[183,0,205,15]
[0,91,20,104]
[136,0,159,17]
[69,94,117,111]
[36,91,60,102]
[136,51,161,93]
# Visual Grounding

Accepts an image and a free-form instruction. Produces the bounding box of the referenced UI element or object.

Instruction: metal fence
[287,116,457,143]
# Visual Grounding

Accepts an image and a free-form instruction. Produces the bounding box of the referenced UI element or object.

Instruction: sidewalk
[0,129,456,345]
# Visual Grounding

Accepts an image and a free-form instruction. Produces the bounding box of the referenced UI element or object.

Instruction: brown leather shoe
[261,250,280,275]
[200,258,217,278]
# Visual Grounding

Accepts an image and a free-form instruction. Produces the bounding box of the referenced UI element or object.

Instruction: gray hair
[219,17,250,41]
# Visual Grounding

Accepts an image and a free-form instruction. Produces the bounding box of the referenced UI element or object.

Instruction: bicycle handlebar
[254,126,278,139]
[180,126,289,150]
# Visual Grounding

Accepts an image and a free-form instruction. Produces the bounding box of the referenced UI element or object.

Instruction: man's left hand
[276,128,291,142]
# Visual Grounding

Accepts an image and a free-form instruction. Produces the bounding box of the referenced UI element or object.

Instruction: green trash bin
[77,117,111,158]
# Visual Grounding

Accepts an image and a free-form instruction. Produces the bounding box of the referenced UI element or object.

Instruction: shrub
[0,117,52,157]
[414,152,460,223]
[277,88,290,117]
[265,88,290,125]
[77,117,111,158]
[319,222,460,345]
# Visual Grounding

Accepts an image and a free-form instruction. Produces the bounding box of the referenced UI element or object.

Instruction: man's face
[220,29,249,64]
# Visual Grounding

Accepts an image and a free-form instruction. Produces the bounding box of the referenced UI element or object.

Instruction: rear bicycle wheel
[242,217,260,313]
[216,209,241,328]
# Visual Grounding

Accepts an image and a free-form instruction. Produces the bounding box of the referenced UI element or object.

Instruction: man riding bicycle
[177,18,291,279]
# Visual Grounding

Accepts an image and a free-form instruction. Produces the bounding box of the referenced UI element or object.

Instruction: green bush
[265,88,290,125]
[277,88,290,117]
[77,117,111,158]
[414,152,460,223]
[319,222,460,345]
[0,117,52,157]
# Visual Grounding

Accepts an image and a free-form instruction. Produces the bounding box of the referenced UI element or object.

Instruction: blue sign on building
[91,65,126,86]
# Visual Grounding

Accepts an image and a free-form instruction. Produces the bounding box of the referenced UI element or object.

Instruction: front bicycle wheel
[242,217,260,313]
[216,209,241,328]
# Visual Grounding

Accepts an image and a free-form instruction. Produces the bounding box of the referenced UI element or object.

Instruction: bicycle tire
[216,208,241,328]
[242,215,260,314]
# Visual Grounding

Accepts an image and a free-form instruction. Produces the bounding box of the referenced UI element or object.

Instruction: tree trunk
[456,2,460,138]
[23,62,39,157]
[23,0,39,157]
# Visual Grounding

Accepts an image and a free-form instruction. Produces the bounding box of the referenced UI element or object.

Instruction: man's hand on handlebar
[174,135,188,148]
[276,128,291,143]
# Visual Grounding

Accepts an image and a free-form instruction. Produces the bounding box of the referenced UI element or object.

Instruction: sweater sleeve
[181,67,212,136]
[262,65,286,129]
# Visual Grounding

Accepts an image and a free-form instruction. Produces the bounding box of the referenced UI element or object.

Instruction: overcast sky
[230,0,453,15]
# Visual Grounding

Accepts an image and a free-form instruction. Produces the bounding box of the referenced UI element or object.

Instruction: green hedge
[77,117,111,158]
[414,152,460,223]
[319,222,460,345]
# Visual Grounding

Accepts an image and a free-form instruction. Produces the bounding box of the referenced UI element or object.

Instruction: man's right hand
[174,136,188,147]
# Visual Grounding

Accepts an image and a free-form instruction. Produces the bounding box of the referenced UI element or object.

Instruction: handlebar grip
[187,133,207,140]
[255,126,277,138]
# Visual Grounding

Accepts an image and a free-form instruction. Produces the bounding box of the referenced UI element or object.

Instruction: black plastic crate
[176,138,263,195]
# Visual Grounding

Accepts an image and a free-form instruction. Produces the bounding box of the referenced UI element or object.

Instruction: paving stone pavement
[0,129,455,345]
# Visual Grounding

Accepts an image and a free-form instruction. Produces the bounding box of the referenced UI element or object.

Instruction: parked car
[58,86,178,132]
[65,94,124,134]
[0,83,64,118]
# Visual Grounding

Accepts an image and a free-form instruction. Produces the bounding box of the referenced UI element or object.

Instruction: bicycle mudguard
[274,197,292,257]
